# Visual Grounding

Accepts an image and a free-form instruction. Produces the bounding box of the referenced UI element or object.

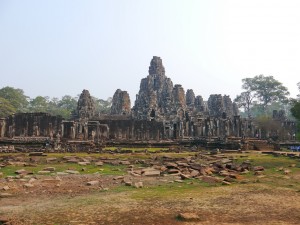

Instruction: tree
[54,95,78,119]
[28,95,78,119]
[29,96,49,112]
[0,86,29,112]
[57,95,78,111]
[291,100,300,120]
[290,82,300,120]
[235,75,290,115]
[289,83,300,140]
[234,91,254,118]
[0,97,16,117]
[93,97,112,115]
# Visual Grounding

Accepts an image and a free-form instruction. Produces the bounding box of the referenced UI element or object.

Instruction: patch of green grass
[131,179,219,200]
[233,153,300,169]
[0,163,127,177]
[103,147,169,153]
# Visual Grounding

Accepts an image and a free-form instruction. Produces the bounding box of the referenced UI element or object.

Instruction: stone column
[84,125,88,140]
[61,123,64,138]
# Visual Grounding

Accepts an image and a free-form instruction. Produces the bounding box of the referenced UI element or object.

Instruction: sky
[1,0,300,103]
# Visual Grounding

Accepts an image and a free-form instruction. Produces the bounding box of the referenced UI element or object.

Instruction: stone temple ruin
[0,56,297,150]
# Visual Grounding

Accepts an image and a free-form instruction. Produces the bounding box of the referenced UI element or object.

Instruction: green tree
[290,100,300,140]
[234,91,254,118]
[289,82,300,140]
[291,101,300,120]
[0,86,29,112]
[29,96,49,112]
[28,95,78,119]
[93,97,112,115]
[0,97,16,117]
[290,82,300,120]
[57,95,78,111]
[54,95,78,119]
[235,75,290,115]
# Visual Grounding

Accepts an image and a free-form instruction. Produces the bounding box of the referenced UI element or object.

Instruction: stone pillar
[61,124,64,138]
[217,119,220,136]
[84,125,88,140]
[71,126,75,139]
[0,120,5,138]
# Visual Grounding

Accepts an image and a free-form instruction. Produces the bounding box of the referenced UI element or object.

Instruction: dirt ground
[1,151,300,225]
[1,181,300,225]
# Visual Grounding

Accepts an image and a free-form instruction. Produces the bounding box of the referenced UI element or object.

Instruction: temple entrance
[150,109,156,121]
[173,124,177,139]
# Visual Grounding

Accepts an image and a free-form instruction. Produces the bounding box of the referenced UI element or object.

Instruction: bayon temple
[0,57,296,150]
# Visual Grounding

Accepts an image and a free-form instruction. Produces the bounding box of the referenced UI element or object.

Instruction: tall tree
[290,82,300,140]
[235,75,289,115]
[234,91,254,118]
[290,82,300,120]
[0,97,16,117]
[0,86,29,112]
[93,97,112,115]
[55,95,78,119]
[291,100,300,120]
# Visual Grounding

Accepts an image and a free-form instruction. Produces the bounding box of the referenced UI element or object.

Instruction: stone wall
[4,113,62,138]
[0,119,6,138]
[97,119,165,141]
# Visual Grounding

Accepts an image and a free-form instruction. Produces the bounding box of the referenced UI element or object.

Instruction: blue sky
[1,0,300,102]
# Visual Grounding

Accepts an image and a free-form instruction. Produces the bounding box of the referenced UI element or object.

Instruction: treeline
[0,87,112,119]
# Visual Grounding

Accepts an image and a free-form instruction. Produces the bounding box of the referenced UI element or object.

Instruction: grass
[230,152,300,190]
[103,147,169,153]
[2,151,300,225]
[0,163,127,177]
[233,152,300,168]
[1,151,300,191]
[131,179,217,200]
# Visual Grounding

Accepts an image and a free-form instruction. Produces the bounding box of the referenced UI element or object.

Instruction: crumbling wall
[4,113,62,138]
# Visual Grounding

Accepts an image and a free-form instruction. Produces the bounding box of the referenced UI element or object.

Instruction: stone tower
[77,89,95,119]
[110,89,131,115]
[207,94,236,118]
[133,56,174,120]
[195,95,205,112]
[173,84,186,109]
[186,89,195,108]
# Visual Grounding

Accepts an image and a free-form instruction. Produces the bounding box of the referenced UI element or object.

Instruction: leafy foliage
[93,97,112,115]
[235,75,290,117]
[29,96,50,112]
[234,91,254,118]
[0,86,29,113]
[291,100,300,120]
[0,97,16,118]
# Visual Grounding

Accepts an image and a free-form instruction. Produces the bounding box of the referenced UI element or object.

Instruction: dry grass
[1,151,300,224]
[1,181,300,225]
